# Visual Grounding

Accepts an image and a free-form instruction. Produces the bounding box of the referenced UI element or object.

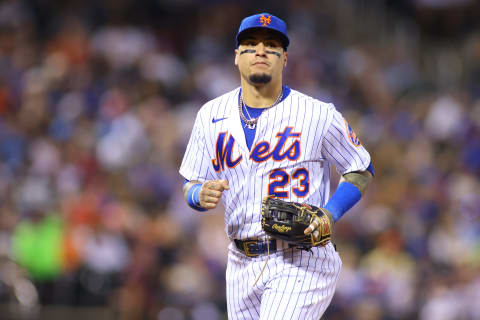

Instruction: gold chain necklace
[238,90,283,129]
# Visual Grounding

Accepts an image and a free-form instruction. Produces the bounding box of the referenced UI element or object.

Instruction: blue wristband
[324,181,362,222]
[186,183,207,212]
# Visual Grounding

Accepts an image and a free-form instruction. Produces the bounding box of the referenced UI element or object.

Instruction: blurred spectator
[11,209,64,305]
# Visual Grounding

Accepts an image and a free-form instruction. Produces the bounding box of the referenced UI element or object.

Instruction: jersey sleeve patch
[344,120,362,147]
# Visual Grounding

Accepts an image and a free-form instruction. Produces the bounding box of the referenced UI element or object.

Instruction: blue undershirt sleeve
[324,181,362,223]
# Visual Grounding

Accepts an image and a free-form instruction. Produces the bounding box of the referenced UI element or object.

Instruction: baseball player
[180,13,374,319]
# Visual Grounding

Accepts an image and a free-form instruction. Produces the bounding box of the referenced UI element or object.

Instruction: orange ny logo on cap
[260,14,272,26]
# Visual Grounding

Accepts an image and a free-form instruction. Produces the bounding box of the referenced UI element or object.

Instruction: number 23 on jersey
[212,126,310,198]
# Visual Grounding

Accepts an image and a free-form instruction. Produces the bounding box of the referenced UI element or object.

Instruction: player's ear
[283,51,288,68]
[234,49,239,66]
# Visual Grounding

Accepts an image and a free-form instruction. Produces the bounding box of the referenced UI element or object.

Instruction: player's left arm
[304,166,373,237]
[324,163,374,223]
[318,107,375,224]
[341,165,374,195]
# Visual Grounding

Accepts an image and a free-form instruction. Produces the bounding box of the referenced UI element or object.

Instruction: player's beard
[249,73,272,84]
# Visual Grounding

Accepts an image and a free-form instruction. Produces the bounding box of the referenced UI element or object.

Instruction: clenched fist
[198,179,229,209]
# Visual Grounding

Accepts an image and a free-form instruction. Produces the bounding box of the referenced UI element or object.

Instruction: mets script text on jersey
[212,126,301,172]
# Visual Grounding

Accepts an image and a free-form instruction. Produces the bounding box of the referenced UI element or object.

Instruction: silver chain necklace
[239,90,283,129]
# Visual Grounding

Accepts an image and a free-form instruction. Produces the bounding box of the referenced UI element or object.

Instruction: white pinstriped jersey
[179,87,371,241]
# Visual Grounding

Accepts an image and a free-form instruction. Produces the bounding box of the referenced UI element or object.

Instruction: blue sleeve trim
[324,181,362,222]
[186,182,207,212]
[366,162,375,176]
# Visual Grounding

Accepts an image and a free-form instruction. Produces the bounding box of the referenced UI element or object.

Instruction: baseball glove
[261,196,333,249]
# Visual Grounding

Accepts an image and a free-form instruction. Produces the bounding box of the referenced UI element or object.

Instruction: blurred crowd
[0,0,479,319]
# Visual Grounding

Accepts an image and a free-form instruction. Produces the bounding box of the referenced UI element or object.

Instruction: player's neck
[241,81,283,109]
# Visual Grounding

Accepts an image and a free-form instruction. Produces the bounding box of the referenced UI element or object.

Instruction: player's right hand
[199,179,229,209]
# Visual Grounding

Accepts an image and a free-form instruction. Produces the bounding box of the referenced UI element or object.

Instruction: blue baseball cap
[236,13,289,49]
